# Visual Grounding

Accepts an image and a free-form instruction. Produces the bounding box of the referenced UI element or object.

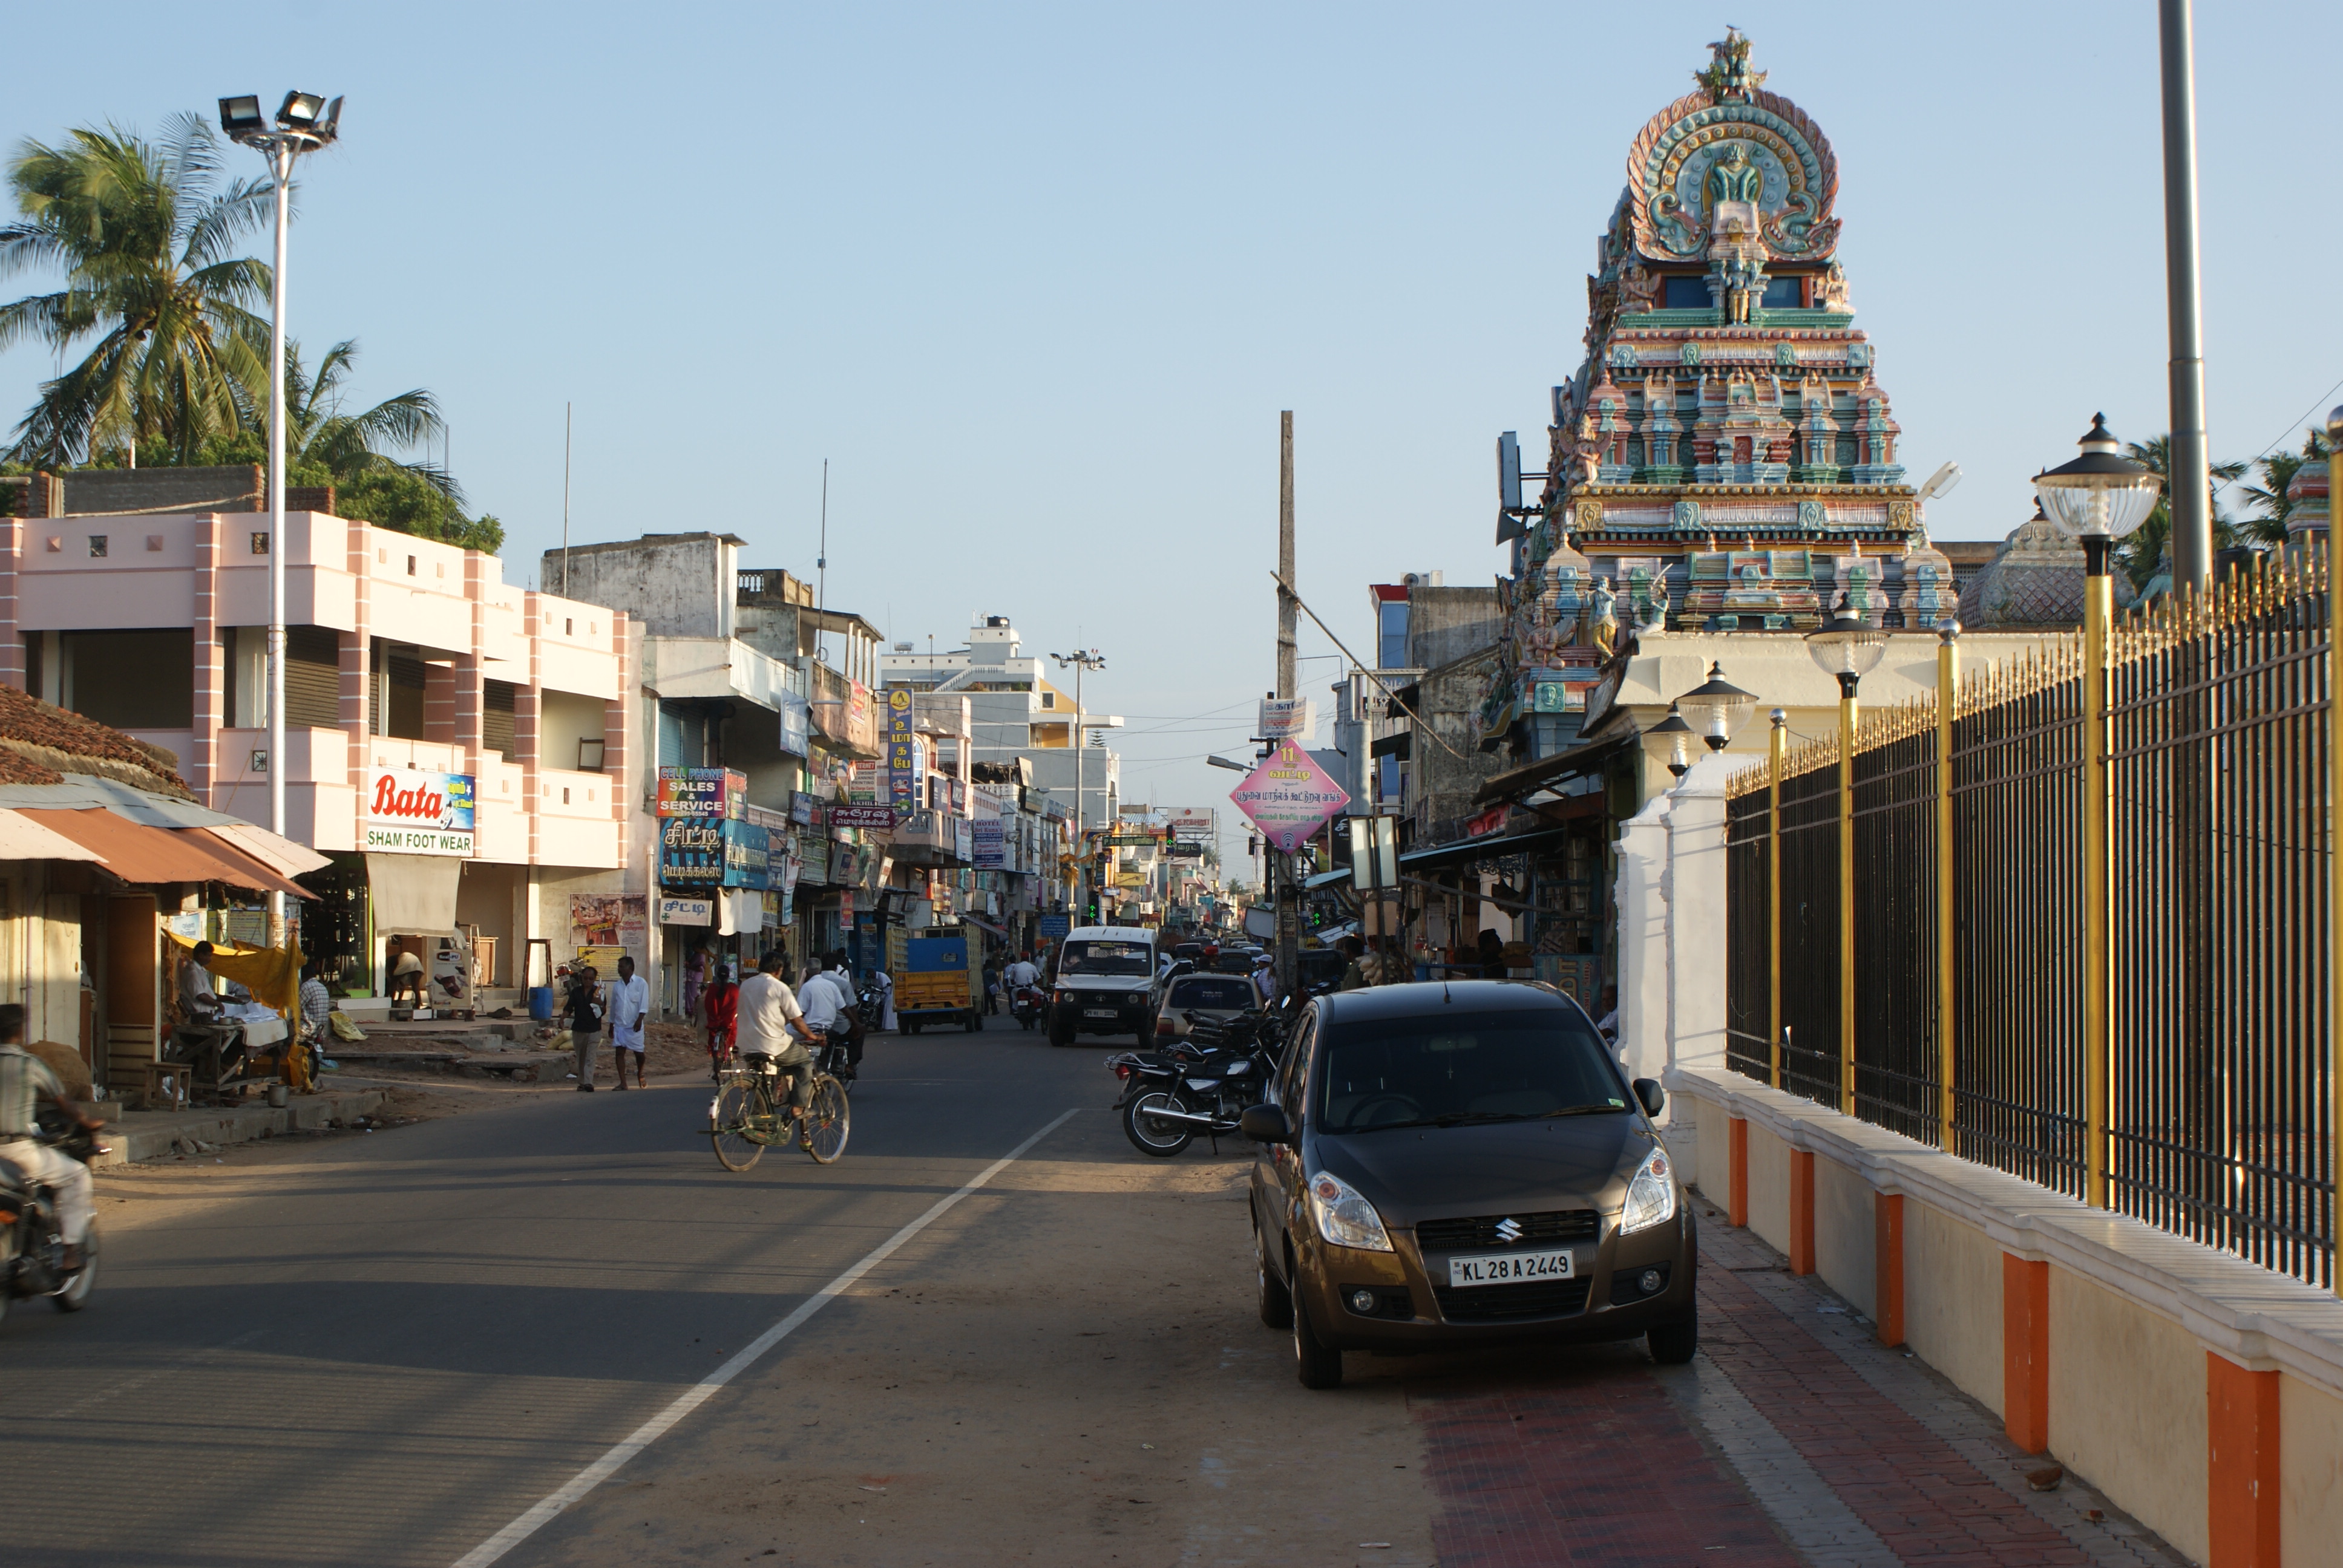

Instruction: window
[1315,1007,1620,1134]
[59,630,191,728]
[87,535,108,558]
[1059,941,1152,977]
[1377,601,1410,670]
[1662,275,1711,309]
[483,680,517,756]
[1167,976,1257,1011]
[1761,275,1803,309]
[406,555,416,576]
[1041,691,1055,708]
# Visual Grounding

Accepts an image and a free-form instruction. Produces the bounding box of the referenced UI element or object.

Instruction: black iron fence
[1724,557,2336,1288]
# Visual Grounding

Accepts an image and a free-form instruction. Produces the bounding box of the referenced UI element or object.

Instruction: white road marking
[450,1107,1081,1568]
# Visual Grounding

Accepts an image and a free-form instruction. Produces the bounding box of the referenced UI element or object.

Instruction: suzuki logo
[1493,1217,1524,1243]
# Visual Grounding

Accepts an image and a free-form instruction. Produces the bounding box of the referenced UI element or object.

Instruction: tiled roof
[0,684,192,797]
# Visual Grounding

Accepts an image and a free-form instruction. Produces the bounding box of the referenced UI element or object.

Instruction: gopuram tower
[1480,30,1953,752]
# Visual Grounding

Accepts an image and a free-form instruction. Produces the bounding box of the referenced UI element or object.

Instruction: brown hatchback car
[1240,981,1695,1387]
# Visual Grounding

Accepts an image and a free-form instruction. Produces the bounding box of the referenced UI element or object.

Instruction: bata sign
[364,768,477,856]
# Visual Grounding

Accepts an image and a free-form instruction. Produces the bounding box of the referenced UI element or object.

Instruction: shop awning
[1398,825,1573,871]
[962,913,1009,939]
[0,808,108,863]
[206,822,333,880]
[19,808,312,896]
[1370,730,1412,759]
[367,853,460,930]
[1472,730,1634,805]
[1303,867,1354,890]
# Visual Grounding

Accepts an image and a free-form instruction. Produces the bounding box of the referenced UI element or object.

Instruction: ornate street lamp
[2033,412,2159,1209]
[1642,704,1697,780]
[1676,662,1759,752]
[1803,599,1887,1114]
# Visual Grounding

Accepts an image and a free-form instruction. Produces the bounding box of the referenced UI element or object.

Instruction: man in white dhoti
[608,955,651,1090]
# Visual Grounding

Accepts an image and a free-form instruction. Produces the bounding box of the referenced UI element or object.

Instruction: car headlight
[1307,1170,1394,1252]
[1619,1143,1677,1235]
[1054,990,1072,1004]
[1127,991,1144,1005]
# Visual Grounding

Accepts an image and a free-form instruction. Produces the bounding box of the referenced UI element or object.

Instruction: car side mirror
[1633,1079,1665,1119]
[1239,1104,1293,1145]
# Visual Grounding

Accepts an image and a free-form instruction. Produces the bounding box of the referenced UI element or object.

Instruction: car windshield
[1168,976,1256,1011]
[1315,1007,1624,1134]
[1060,941,1152,977]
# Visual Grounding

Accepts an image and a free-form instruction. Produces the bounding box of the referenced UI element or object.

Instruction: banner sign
[1165,808,1217,840]
[777,691,811,759]
[847,761,883,805]
[660,817,767,888]
[656,767,745,818]
[365,768,476,856]
[846,681,877,755]
[1230,740,1351,854]
[658,895,713,927]
[789,791,815,826]
[830,804,898,831]
[1257,697,1314,740]
[886,688,917,812]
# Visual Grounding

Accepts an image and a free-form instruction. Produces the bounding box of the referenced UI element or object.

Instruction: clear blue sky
[7,2,2338,872]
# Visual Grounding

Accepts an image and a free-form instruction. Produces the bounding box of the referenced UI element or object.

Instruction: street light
[2034,411,2159,1209]
[220,88,342,947]
[1676,662,1759,752]
[1051,649,1106,921]
[1642,704,1697,780]
[1205,754,1248,773]
[1804,598,1887,1116]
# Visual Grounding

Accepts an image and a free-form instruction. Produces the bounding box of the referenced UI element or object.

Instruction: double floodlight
[2033,413,2160,543]
[218,91,344,145]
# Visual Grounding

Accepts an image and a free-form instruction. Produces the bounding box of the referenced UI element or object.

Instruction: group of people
[557,955,654,1091]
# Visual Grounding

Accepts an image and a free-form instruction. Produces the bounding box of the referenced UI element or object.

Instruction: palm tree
[2117,433,2247,586]
[2236,429,2334,546]
[0,113,272,466]
[284,338,460,503]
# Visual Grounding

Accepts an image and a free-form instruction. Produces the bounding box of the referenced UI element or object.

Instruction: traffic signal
[1247,835,1259,856]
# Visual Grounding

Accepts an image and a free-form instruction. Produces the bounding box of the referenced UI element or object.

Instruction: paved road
[0,1034,1141,1566]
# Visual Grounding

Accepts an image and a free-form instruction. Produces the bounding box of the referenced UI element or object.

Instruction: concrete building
[0,504,634,1005]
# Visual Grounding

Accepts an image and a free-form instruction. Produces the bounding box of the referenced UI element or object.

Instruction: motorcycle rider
[1004,950,1043,1020]
[0,1003,100,1270]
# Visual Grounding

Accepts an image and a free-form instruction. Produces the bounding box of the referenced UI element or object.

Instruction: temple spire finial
[1696,27,1766,102]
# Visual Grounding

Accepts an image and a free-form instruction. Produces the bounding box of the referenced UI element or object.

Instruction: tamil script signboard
[656,767,746,818]
[657,895,713,927]
[886,688,917,813]
[830,804,897,831]
[365,768,476,856]
[1257,697,1314,740]
[1229,740,1349,854]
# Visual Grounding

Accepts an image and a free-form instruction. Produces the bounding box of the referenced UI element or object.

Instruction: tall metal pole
[1767,708,1785,1090]
[2082,540,2115,1208]
[1836,675,1858,1116]
[2161,0,2212,592]
[1936,624,1960,1152]
[560,402,572,595]
[1274,412,1298,1001]
[2326,409,2343,1292]
[265,143,291,947]
[1075,656,1084,919]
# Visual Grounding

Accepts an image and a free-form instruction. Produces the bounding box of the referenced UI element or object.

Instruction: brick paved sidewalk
[1403,1197,2191,1567]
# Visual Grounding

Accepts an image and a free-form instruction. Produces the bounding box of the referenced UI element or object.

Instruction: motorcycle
[1011,982,1046,1032]
[0,1124,105,1327]
[1106,1012,1280,1158]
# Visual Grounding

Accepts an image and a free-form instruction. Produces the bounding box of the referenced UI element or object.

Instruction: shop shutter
[284,625,341,730]
[483,680,517,757]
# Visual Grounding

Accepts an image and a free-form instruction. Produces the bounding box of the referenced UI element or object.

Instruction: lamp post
[2036,413,2161,1209]
[220,91,341,947]
[2330,404,2343,1289]
[1641,705,1697,782]
[1676,662,1760,753]
[1806,602,1889,1114]
[1051,649,1105,921]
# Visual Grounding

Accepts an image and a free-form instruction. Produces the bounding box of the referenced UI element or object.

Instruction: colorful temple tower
[1481,31,1952,751]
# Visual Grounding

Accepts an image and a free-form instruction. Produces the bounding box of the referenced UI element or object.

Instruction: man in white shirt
[1004,952,1041,991]
[608,955,652,1090]
[738,950,818,1117]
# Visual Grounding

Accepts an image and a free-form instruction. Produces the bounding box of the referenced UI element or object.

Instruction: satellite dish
[1916,462,1963,503]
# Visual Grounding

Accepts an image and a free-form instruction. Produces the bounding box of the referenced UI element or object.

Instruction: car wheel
[1647,1313,1698,1365]
[1255,1221,1292,1330]
[1291,1274,1343,1388]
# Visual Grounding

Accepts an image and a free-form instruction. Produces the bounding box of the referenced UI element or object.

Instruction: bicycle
[708,1050,850,1171]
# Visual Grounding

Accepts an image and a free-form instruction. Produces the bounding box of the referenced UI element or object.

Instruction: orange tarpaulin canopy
[16,809,313,898]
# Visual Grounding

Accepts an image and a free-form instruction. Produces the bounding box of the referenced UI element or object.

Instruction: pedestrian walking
[608,955,650,1089]
[566,965,605,1090]
[681,946,706,1024]
[1337,935,1368,991]
[1476,928,1507,979]
[982,955,1002,1015]
[703,959,739,1076]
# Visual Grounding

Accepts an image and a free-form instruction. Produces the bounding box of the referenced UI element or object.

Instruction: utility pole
[2160,0,2211,591]
[1274,412,1299,1002]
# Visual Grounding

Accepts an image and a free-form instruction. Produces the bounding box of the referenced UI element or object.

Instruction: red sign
[1229,742,1350,854]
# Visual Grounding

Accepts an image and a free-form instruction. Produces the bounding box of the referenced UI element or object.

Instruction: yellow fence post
[1838,682,1858,1117]
[2328,410,2343,1290]
[2082,540,2114,1210]
[1937,624,1959,1154]
[1769,708,1786,1090]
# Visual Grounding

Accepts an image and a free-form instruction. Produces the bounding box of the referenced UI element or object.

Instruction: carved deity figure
[1617,262,1660,313]
[1589,578,1619,658]
[1706,143,1765,211]
[1817,260,1852,312]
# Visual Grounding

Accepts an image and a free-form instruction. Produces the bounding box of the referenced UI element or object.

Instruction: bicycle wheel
[710,1077,765,1171]
[802,1074,851,1165]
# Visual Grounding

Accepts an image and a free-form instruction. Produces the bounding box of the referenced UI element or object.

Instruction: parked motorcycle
[0,1124,104,1327]
[1106,1013,1280,1157]
[1011,983,1046,1032]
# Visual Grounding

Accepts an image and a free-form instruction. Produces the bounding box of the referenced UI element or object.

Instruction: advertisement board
[886,688,917,812]
[830,804,897,831]
[365,768,476,856]
[1257,697,1314,740]
[655,767,746,818]
[1164,808,1217,841]
[658,896,713,927]
[660,817,727,885]
[1230,740,1351,853]
[777,690,811,759]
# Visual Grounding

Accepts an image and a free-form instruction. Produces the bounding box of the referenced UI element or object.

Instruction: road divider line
[451,1106,1082,1568]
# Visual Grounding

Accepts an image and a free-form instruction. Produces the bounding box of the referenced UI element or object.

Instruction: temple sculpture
[1480,30,1953,752]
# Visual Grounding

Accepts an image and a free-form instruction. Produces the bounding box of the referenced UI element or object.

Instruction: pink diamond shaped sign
[1230,740,1351,854]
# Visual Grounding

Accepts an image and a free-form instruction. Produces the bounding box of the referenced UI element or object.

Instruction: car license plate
[1084,1008,1119,1019]
[1447,1248,1575,1287]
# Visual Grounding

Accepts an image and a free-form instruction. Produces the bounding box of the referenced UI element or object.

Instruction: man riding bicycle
[737,950,821,1122]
